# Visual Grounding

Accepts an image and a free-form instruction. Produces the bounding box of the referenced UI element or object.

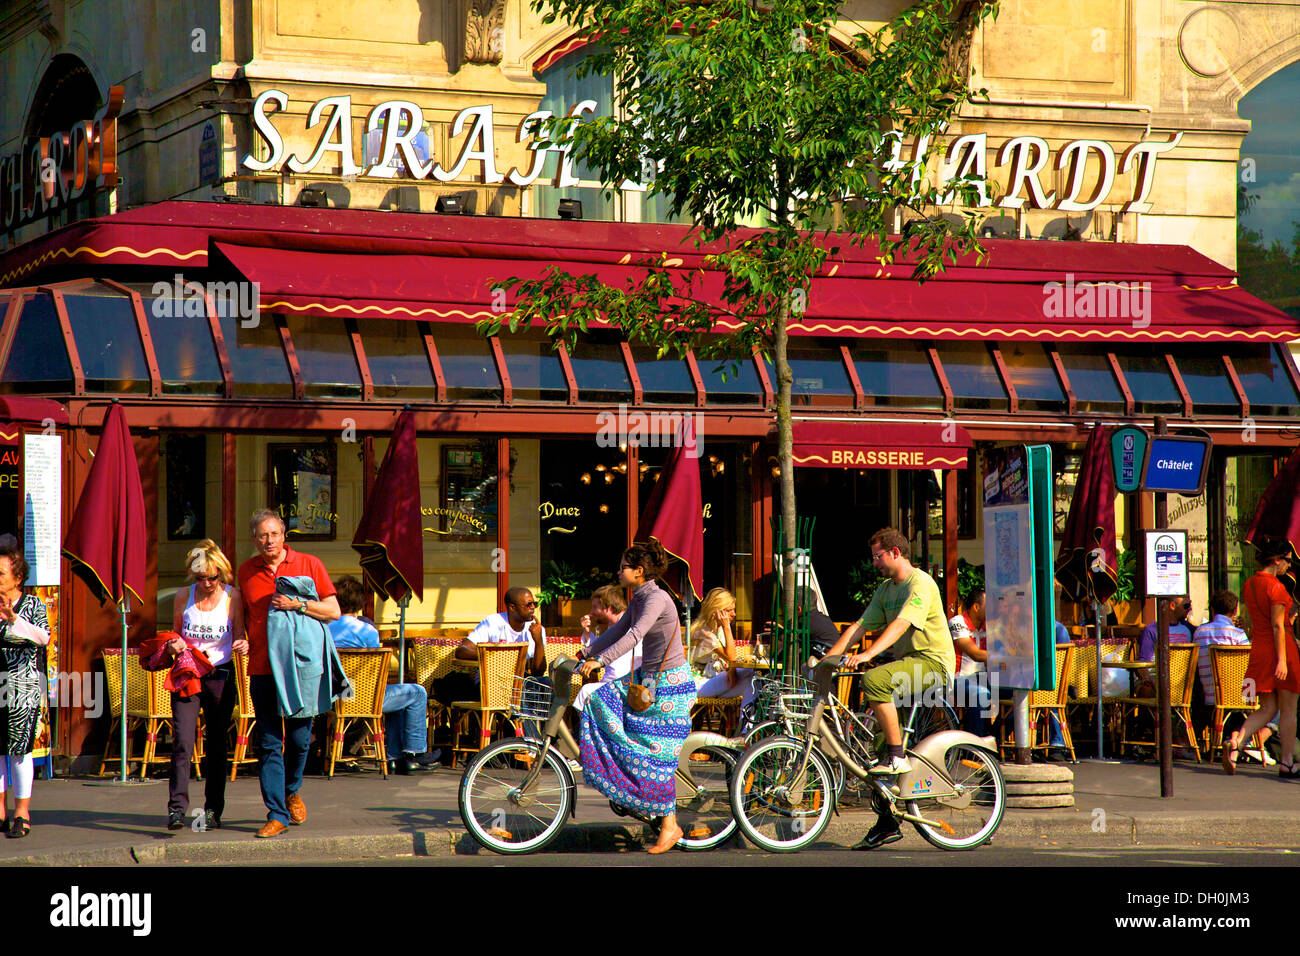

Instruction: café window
[499,332,568,402]
[569,336,633,403]
[934,342,1007,410]
[1226,344,1300,417]
[1173,353,1239,416]
[630,345,696,404]
[431,325,502,402]
[849,341,944,409]
[1056,345,1125,413]
[132,283,223,395]
[998,342,1066,412]
[1,295,74,394]
[699,351,763,405]
[438,441,499,539]
[286,317,362,399]
[359,319,437,399]
[62,283,150,394]
[165,434,207,540]
[1113,348,1181,414]
[267,442,338,540]
[786,345,854,406]
[220,308,293,399]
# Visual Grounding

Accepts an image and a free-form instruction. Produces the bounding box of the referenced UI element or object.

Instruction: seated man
[1192,590,1270,762]
[1136,596,1195,662]
[824,528,954,851]
[328,576,439,774]
[431,586,548,707]
[948,588,989,735]
[574,584,638,712]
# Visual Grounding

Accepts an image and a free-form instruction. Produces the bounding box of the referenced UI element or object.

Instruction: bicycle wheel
[459,738,573,854]
[730,737,836,853]
[676,746,738,851]
[745,720,847,799]
[907,744,1004,850]
[902,699,960,747]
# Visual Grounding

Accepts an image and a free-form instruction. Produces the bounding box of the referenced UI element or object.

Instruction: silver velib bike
[730,655,1005,852]
[458,657,741,854]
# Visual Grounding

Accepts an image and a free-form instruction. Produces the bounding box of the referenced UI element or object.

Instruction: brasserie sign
[1,86,124,231]
[243,91,1181,212]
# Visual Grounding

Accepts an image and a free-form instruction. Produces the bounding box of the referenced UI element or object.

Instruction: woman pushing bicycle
[577,540,696,855]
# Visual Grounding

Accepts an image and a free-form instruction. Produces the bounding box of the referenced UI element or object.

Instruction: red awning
[4,201,1297,343]
[791,421,971,471]
[0,398,68,425]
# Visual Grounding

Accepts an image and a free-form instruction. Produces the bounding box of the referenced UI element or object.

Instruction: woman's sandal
[1221,736,1239,775]
[1278,762,1300,779]
[6,817,29,838]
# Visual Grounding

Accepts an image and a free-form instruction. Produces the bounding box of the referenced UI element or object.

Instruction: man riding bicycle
[823,527,955,851]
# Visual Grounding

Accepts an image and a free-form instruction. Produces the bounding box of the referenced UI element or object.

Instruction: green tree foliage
[479,0,998,611]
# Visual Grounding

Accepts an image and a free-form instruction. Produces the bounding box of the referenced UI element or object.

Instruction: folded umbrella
[634,418,703,603]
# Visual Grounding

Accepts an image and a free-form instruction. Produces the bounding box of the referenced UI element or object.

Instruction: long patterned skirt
[580,662,696,817]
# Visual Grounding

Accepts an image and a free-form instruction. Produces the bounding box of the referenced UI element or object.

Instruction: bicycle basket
[772,675,816,720]
[511,676,552,720]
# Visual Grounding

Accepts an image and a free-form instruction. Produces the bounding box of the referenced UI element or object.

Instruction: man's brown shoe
[287,792,307,825]
[256,820,289,838]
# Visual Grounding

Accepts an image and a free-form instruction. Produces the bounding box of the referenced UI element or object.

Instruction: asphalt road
[217,845,1300,867]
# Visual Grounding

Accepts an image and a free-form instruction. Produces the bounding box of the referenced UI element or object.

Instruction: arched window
[1237,62,1300,315]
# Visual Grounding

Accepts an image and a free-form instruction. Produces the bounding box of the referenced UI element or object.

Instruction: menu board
[24,433,61,586]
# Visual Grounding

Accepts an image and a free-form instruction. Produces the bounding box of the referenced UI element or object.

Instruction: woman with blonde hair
[164,539,246,830]
[690,587,756,706]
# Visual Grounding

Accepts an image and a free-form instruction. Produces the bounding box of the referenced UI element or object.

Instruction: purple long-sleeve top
[588,580,685,673]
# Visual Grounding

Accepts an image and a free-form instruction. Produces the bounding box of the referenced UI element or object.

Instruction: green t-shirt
[857,568,955,676]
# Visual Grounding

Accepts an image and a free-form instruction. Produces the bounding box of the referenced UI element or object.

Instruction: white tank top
[182,585,233,667]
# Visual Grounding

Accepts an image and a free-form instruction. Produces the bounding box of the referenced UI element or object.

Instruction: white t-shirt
[948,613,986,679]
[468,613,545,672]
[182,585,234,668]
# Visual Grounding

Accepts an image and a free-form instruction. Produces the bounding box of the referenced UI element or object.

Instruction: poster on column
[983,445,1044,691]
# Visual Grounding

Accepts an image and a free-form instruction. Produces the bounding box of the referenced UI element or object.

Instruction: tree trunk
[774,291,797,661]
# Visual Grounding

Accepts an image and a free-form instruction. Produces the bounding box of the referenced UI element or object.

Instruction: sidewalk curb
[10,809,1298,865]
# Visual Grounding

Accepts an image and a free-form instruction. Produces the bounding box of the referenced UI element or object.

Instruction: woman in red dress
[1224,539,1300,776]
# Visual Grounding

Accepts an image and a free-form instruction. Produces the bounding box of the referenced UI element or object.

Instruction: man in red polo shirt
[237,509,339,838]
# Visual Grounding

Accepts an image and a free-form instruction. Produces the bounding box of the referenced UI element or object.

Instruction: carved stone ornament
[940,0,985,82]
[465,0,505,65]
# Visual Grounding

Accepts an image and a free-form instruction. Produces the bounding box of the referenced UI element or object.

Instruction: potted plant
[1107,548,1143,625]
[537,560,585,627]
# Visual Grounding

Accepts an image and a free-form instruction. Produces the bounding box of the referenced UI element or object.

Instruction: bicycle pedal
[687,826,711,839]
[487,827,513,840]
[688,752,711,761]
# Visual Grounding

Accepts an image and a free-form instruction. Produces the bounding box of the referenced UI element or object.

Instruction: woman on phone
[577,541,694,854]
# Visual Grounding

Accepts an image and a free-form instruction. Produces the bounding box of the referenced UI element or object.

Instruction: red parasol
[634,419,703,603]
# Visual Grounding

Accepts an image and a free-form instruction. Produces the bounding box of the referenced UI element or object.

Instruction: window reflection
[1,295,73,393]
[850,342,944,409]
[286,317,362,398]
[359,320,436,399]
[63,285,149,393]
[431,325,501,401]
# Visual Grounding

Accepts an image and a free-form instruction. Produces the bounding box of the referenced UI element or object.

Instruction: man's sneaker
[166,810,185,831]
[204,809,222,830]
[868,755,911,777]
[851,818,903,851]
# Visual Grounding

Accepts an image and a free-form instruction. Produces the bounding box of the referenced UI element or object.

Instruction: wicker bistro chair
[1117,643,1201,761]
[1066,636,1131,750]
[408,633,468,739]
[327,648,393,777]
[228,653,259,781]
[1209,645,1265,761]
[998,644,1076,761]
[99,648,195,778]
[449,642,528,768]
